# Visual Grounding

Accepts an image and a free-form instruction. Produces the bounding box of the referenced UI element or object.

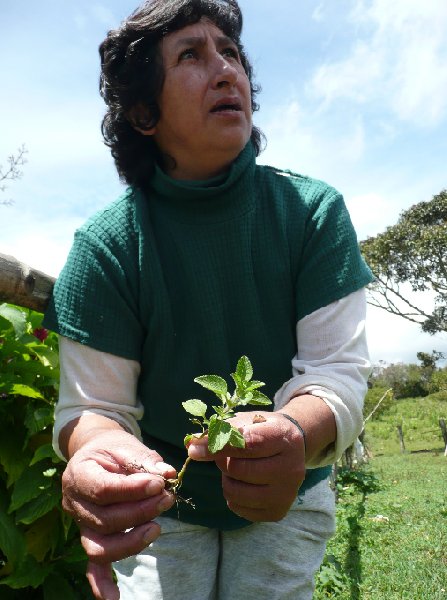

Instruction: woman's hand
[61,416,176,600]
[187,411,305,522]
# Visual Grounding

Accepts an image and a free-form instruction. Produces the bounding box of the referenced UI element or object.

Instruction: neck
[159,150,242,181]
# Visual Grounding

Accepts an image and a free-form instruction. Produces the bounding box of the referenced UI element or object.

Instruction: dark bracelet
[281,413,307,452]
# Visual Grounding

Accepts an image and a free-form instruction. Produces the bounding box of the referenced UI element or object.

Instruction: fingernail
[145,479,164,495]
[154,461,175,474]
[143,524,158,545]
[188,444,208,459]
[158,494,175,512]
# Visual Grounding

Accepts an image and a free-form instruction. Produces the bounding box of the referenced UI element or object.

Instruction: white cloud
[308,0,447,127]
[346,192,394,238]
[309,42,383,106]
[366,303,446,365]
[258,100,366,178]
[311,2,326,22]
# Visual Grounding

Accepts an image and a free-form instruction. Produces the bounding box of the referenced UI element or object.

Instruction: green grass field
[314,393,447,599]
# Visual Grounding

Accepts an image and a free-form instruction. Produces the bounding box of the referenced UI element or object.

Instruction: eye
[179,48,197,61]
[222,47,240,61]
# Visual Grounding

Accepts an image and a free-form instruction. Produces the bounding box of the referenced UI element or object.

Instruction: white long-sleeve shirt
[53,288,371,467]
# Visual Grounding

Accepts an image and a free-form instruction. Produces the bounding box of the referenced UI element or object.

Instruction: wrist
[277,394,336,464]
[280,413,307,454]
[60,413,127,459]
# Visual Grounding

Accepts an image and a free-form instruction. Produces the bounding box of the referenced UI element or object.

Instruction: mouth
[210,99,242,113]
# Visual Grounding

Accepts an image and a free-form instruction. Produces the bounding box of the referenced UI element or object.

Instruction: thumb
[187,435,214,461]
[86,561,120,600]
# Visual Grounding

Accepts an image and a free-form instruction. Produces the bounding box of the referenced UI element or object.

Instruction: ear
[126,104,157,136]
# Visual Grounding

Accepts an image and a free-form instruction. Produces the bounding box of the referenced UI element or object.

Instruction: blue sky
[1,0,446,366]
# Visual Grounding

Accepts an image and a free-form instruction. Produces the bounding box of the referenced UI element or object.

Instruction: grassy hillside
[314,393,447,599]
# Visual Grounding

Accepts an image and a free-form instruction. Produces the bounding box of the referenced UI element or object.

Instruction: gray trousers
[114,478,335,600]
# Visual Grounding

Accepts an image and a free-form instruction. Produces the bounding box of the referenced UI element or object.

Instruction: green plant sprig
[167,356,271,496]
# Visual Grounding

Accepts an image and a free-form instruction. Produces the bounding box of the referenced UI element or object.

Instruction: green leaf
[29,345,59,370]
[43,468,57,478]
[237,391,253,406]
[212,405,230,418]
[24,511,61,562]
[0,313,12,332]
[194,375,228,397]
[182,399,207,418]
[6,384,44,400]
[9,463,53,513]
[0,488,26,567]
[30,443,58,466]
[61,540,87,563]
[24,405,54,438]
[208,417,232,453]
[61,511,73,541]
[246,391,272,406]
[15,484,61,524]
[43,572,78,600]
[184,433,195,446]
[0,427,31,486]
[0,554,53,589]
[246,379,266,391]
[229,426,245,448]
[236,355,253,382]
[0,304,27,339]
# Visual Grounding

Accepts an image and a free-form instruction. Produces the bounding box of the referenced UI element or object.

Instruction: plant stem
[176,456,191,487]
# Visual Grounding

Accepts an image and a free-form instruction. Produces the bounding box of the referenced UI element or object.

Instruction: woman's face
[151,18,252,180]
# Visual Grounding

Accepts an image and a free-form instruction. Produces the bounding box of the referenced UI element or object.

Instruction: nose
[210,51,239,89]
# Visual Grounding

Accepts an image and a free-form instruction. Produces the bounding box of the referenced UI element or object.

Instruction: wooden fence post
[396,424,406,453]
[0,252,55,313]
[439,419,447,457]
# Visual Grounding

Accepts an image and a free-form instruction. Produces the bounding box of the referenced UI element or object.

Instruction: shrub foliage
[0,304,92,599]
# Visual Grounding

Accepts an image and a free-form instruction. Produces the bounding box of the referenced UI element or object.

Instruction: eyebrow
[173,34,237,51]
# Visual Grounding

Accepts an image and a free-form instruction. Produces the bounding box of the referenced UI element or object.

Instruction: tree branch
[366,276,432,324]
[0,145,28,204]
[0,253,55,313]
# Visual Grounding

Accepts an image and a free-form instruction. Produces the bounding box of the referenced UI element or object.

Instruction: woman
[44,1,373,598]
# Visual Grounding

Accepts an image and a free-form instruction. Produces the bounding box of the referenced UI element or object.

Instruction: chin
[217,131,251,155]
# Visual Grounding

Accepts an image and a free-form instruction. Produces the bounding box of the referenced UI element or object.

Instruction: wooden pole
[439,419,447,457]
[0,252,55,313]
[396,424,406,453]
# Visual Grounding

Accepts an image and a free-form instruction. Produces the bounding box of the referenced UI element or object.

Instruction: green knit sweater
[44,142,373,529]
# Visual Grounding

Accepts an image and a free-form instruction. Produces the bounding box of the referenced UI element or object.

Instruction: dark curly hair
[99,0,264,189]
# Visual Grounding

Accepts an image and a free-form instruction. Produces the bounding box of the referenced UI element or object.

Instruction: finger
[63,464,175,506]
[86,561,120,600]
[65,490,175,534]
[216,451,306,485]
[224,417,305,459]
[187,436,214,461]
[221,470,301,516]
[226,500,289,523]
[93,450,176,480]
[81,521,161,564]
[222,471,299,506]
[222,478,298,522]
[214,454,278,484]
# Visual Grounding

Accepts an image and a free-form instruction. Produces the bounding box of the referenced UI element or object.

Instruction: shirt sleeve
[295,189,374,321]
[52,336,143,460]
[274,288,371,468]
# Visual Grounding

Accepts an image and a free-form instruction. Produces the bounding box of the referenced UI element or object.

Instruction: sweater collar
[147,142,256,222]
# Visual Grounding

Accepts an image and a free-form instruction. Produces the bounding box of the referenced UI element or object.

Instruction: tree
[360,190,447,334]
[0,144,27,205]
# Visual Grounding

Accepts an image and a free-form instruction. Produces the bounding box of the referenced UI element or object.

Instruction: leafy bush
[363,386,394,421]
[429,368,447,394]
[314,553,347,597]
[0,304,92,599]
[370,362,429,399]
